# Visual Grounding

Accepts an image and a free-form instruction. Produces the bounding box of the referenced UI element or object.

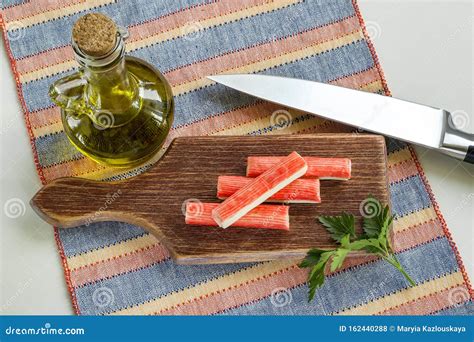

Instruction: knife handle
[464,146,474,164]
[440,112,474,164]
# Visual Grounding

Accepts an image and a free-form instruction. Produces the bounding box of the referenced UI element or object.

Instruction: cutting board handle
[30,177,142,228]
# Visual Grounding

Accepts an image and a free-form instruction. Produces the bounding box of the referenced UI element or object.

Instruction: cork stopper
[72,13,117,57]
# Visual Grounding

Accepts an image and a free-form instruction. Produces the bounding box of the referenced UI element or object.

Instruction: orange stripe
[381,284,470,315]
[70,243,169,288]
[166,15,360,86]
[15,0,269,75]
[3,0,84,22]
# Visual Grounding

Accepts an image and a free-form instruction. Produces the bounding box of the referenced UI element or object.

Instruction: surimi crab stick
[185,202,289,230]
[247,156,351,180]
[212,151,307,228]
[217,176,321,203]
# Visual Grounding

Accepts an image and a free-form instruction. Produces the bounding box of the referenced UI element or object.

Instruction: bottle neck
[73,28,141,127]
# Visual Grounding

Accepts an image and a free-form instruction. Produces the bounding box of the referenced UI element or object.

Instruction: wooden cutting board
[31,134,389,264]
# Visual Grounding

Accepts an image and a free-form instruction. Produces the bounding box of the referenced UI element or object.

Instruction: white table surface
[1,1,472,315]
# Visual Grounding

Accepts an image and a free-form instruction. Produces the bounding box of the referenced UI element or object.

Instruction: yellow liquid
[58,57,173,167]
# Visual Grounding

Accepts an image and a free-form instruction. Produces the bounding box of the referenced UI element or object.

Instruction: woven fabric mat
[1,0,472,315]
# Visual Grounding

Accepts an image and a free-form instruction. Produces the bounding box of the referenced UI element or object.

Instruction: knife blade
[208,74,473,163]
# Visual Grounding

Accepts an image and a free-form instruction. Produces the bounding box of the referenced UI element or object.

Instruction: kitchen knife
[208,74,473,163]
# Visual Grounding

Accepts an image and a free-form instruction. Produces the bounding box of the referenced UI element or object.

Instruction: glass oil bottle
[49,13,174,167]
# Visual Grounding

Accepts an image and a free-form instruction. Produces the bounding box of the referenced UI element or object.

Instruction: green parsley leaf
[298,248,326,268]
[308,267,325,302]
[318,212,356,243]
[305,251,334,302]
[330,248,349,272]
[348,238,381,251]
[301,196,414,302]
[362,197,393,239]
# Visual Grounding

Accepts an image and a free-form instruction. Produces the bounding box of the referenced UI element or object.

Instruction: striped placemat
[1,0,472,315]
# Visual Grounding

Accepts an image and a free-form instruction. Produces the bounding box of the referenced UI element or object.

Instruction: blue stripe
[7,0,210,59]
[34,133,82,168]
[1,0,27,9]
[131,0,355,73]
[434,300,474,315]
[248,113,314,136]
[171,40,372,128]
[58,222,147,258]
[76,261,255,315]
[389,175,431,217]
[22,0,355,112]
[386,138,408,154]
[224,237,459,315]
[34,40,374,168]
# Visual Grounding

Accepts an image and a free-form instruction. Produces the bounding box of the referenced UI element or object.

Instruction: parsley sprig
[299,196,415,302]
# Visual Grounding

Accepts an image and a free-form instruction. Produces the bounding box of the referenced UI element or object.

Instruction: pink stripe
[3,0,83,23]
[387,158,418,183]
[161,266,307,315]
[381,284,470,315]
[156,220,441,314]
[392,219,443,251]
[16,46,74,75]
[167,15,361,86]
[70,243,169,288]
[38,67,381,180]
[169,67,380,137]
[168,102,282,138]
[15,0,267,75]
[68,216,440,309]
[331,67,379,88]
[29,107,61,129]
[127,0,265,43]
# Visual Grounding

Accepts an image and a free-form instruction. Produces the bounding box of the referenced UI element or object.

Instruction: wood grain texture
[30,134,389,264]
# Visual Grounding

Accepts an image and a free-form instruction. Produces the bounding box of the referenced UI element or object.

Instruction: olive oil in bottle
[49,13,174,167]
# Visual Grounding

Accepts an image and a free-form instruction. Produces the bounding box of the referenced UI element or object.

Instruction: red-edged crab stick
[247,156,351,180]
[212,151,307,228]
[217,175,321,203]
[185,202,289,230]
